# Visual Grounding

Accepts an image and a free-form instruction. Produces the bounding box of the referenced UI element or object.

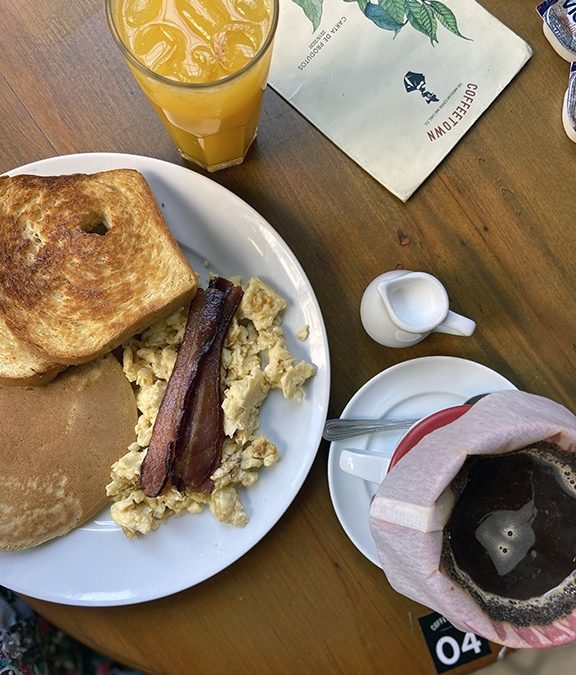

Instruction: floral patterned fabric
[0,586,141,675]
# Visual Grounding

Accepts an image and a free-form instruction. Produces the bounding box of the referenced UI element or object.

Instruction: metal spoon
[322,417,419,441]
[323,393,489,442]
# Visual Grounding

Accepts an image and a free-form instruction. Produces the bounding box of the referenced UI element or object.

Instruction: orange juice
[106,0,278,171]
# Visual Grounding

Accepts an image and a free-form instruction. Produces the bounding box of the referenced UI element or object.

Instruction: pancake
[0,354,137,551]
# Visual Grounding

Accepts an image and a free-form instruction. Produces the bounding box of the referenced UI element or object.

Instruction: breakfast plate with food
[0,153,330,606]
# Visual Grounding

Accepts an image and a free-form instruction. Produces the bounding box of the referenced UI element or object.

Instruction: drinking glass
[106,0,279,171]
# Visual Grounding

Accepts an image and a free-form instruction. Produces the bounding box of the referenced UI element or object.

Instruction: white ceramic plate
[0,153,330,606]
[327,356,516,567]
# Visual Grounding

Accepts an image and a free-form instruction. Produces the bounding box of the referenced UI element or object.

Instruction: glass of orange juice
[106,0,279,171]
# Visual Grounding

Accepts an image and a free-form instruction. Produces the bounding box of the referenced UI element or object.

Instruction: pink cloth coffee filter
[369,390,576,649]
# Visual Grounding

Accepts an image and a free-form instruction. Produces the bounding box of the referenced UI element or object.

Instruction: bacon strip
[172,278,244,492]
[140,285,226,497]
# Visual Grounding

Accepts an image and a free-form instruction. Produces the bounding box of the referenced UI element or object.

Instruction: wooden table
[1,2,575,673]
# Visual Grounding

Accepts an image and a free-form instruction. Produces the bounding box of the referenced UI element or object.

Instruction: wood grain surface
[1,1,575,673]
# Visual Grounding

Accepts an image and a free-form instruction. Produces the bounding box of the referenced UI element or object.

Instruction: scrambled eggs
[106,277,316,537]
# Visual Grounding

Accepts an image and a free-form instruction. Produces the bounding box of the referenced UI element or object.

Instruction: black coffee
[442,442,576,626]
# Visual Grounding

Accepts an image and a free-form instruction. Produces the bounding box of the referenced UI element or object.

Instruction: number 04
[435,632,483,666]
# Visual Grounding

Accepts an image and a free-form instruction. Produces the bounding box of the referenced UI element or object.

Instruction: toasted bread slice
[0,316,64,385]
[0,169,197,366]
[0,354,137,551]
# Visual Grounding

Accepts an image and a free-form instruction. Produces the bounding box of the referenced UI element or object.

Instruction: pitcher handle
[434,310,476,336]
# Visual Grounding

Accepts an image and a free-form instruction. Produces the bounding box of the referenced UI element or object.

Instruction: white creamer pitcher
[360,270,476,348]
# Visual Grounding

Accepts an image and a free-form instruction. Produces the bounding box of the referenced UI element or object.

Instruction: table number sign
[269,0,532,201]
[418,611,492,673]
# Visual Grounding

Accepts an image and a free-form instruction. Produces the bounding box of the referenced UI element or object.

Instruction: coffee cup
[368,390,576,649]
[339,404,471,484]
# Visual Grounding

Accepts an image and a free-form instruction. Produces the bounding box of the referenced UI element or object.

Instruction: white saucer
[327,356,517,567]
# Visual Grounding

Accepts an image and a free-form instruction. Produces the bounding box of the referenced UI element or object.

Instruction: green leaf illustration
[379,0,406,23]
[364,2,405,31]
[338,0,468,44]
[291,0,323,31]
[422,3,438,44]
[429,0,469,39]
[405,0,437,42]
[343,0,369,11]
